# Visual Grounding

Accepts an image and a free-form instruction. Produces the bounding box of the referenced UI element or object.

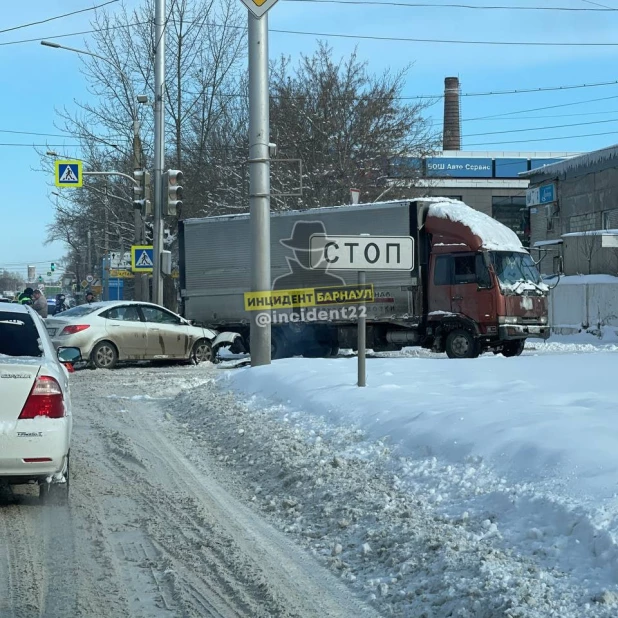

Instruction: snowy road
[0,366,378,618]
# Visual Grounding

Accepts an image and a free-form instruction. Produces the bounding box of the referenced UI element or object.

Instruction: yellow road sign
[55,160,83,188]
[110,269,134,278]
[238,0,279,18]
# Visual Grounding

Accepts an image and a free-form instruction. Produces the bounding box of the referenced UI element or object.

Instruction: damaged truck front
[179,199,549,359]
[422,200,549,358]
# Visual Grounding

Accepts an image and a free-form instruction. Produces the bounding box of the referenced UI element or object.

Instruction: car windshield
[490,251,542,287]
[0,311,42,357]
[54,305,98,318]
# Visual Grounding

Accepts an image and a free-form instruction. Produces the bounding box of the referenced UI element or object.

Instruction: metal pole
[133,119,145,302]
[152,0,166,306]
[358,270,366,387]
[104,189,110,301]
[248,12,271,367]
[87,228,91,278]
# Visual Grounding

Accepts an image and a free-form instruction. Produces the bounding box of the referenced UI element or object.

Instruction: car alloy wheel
[193,340,213,364]
[92,341,118,369]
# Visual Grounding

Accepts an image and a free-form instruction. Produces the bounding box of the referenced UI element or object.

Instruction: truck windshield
[490,252,542,287]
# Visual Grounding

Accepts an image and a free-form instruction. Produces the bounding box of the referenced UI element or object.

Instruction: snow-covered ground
[175,337,618,617]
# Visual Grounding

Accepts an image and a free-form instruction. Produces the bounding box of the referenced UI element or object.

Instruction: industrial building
[522,144,618,275]
[392,77,577,248]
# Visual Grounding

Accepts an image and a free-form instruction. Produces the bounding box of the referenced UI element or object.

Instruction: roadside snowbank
[209,352,618,616]
[225,354,618,502]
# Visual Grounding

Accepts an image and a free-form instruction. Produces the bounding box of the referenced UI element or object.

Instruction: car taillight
[60,324,90,335]
[19,376,65,419]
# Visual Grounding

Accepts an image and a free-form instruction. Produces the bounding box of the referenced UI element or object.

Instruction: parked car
[0,303,79,503]
[45,301,241,369]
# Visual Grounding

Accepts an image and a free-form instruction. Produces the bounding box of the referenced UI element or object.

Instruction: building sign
[526,183,556,207]
[426,157,492,178]
[391,156,566,179]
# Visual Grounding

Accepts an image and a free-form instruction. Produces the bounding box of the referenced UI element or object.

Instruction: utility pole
[87,228,92,279]
[248,12,272,367]
[152,0,166,306]
[103,186,110,301]
[133,119,147,301]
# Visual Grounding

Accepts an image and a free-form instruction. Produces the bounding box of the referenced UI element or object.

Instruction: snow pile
[225,355,618,501]
[549,274,618,285]
[428,200,525,252]
[159,348,618,617]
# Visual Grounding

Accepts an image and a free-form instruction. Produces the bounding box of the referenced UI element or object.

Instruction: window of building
[492,196,529,248]
[603,209,618,230]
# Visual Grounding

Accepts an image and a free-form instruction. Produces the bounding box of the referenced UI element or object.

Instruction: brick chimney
[443,76,461,151]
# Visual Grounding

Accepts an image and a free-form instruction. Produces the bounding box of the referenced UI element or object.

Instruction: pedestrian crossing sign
[131,245,154,272]
[55,160,83,188]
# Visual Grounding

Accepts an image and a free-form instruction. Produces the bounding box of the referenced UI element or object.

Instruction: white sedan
[0,304,79,503]
[45,300,241,369]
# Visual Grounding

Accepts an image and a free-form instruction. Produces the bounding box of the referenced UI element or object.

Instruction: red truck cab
[422,201,549,358]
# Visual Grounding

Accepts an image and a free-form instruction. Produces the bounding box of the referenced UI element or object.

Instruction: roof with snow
[520,144,618,180]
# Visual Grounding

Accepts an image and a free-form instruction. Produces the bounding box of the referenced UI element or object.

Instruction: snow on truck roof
[426,199,525,253]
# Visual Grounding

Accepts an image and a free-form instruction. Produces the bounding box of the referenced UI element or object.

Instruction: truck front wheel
[445,329,480,359]
[502,340,525,357]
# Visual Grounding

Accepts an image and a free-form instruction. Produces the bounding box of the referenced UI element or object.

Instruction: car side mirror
[57,347,82,364]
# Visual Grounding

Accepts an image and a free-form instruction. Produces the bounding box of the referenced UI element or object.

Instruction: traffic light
[133,169,152,216]
[162,169,183,216]
[50,262,56,272]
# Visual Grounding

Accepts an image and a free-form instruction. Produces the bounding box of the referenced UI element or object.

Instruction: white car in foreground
[0,304,80,503]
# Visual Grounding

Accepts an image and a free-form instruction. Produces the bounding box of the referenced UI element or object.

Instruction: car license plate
[47,328,56,336]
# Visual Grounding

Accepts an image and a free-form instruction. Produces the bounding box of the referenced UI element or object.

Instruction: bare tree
[268,43,438,210]
[0,271,24,294]
[41,0,247,305]
[576,232,600,275]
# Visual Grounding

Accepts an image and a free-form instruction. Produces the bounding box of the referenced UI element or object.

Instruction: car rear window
[54,305,97,318]
[0,312,42,357]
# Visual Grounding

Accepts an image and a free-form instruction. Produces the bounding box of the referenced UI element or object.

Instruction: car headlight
[539,316,548,324]
[498,316,518,325]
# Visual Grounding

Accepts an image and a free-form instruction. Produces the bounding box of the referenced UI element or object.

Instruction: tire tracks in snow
[82,367,380,618]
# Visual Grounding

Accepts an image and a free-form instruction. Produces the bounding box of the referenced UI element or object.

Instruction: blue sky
[3,0,618,278]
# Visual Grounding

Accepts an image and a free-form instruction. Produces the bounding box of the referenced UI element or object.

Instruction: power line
[464,94,618,121]
[0,143,84,147]
[187,80,618,102]
[580,0,613,8]
[462,109,618,122]
[0,22,150,47]
[465,116,618,138]
[268,27,618,47]
[8,19,618,50]
[283,0,618,10]
[0,0,120,36]
[465,129,618,147]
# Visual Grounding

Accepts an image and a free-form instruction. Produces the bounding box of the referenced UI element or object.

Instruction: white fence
[549,277,618,334]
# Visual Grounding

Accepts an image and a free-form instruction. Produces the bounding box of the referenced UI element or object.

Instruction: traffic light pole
[132,120,148,302]
[152,0,166,306]
[103,187,110,301]
[248,12,272,367]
